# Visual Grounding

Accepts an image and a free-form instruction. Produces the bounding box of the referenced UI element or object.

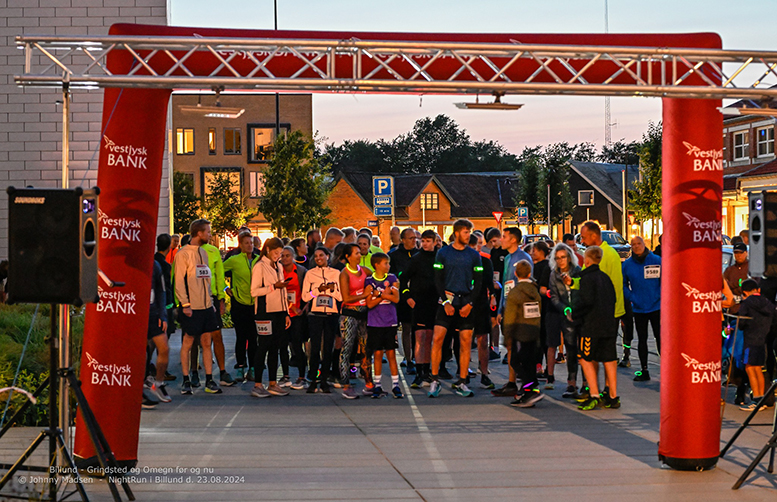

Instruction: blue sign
[373,176,394,197]
[374,206,393,217]
[516,207,528,218]
[368,220,379,227]
[374,196,392,206]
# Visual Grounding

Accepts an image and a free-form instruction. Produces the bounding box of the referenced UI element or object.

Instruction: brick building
[171,92,313,242]
[326,171,519,248]
[0,0,169,259]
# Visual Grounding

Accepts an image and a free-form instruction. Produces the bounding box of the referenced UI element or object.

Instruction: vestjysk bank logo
[103,135,148,169]
[681,353,721,384]
[682,283,722,313]
[98,209,141,242]
[86,352,132,387]
[683,212,722,243]
[683,141,723,171]
[97,286,137,315]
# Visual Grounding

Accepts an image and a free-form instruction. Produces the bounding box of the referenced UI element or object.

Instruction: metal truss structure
[15,35,777,101]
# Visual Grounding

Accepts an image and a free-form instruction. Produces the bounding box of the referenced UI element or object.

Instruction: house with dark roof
[326,171,519,248]
[568,161,639,236]
[720,97,776,237]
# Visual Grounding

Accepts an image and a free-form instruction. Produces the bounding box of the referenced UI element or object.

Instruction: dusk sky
[170,0,776,154]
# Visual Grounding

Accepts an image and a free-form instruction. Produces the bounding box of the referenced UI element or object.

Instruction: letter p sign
[373,176,394,197]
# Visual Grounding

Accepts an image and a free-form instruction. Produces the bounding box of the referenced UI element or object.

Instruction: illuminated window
[249,172,265,198]
[201,167,242,199]
[248,124,289,163]
[757,126,774,157]
[420,193,438,210]
[208,128,216,155]
[734,131,749,161]
[176,128,194,155]
[224,128,241,155]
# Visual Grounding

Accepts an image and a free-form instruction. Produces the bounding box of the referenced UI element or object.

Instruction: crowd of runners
[140,217,777,413]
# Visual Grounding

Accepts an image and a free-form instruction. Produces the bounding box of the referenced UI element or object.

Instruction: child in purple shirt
[365,253,403,398]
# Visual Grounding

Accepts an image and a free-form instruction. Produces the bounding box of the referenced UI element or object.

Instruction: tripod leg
[732,430,777,489]
[0,378,50,440]
[65,372,133,502]
[55,431,90,502]
[721,380,777,458]
[0,431,48,491]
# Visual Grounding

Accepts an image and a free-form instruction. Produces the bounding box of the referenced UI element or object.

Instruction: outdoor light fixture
[180,87,245,118]
[718,106,777,118]
[455,92,523,110]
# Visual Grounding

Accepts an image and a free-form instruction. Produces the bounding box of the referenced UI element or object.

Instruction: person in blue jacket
[622,236,661,381]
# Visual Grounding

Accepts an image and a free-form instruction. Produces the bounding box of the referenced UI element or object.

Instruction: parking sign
[373,176,394,198]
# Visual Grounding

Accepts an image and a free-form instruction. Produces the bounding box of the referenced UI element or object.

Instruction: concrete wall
[0,0,168,259]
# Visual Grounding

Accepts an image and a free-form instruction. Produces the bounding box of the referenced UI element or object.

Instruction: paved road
[2,328,775,501]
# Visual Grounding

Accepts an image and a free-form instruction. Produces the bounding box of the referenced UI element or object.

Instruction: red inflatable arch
[76,24,723,471]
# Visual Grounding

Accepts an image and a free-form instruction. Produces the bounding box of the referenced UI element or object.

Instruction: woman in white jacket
[250,237,291,398]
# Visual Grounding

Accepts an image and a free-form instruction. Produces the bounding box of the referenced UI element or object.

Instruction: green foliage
[201,172,255,239]
[537,143,576,228]
[600,139,641,165]
[0,304,85,427]
[259,131,332,237]
[514,147,543,225]
[629,121,663,225]
[173,170,201,235]
[320,114,519,175]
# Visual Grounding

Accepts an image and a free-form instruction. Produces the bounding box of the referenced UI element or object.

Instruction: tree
[201,172,255,242]
[537,143,575,237]
[514,146,543,232]
[600,139,640,165]
[259,130,332,237]
[629,121,663,247]
[172,170,201,235]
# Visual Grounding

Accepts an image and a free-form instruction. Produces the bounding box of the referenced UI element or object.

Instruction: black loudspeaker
[748,190,777,278]
[7,187,100,306]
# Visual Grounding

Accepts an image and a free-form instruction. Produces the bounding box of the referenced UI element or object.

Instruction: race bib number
[493,271,500,283]
[195,264,211,279]
[316,296,334,309]
[644,265,661,279]
[287,291,297,305]
[504,280,515,297]
[150,289,155,304]
[523,302,541,319]
[255,320,272,336]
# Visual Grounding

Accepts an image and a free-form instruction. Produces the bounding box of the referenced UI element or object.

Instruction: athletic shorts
[211,296,224,330]
[472,304,491,336]
[147,316,164,340]
[744,344,766,367]
[179,306,220,338]
[578,336,617,363]
[435,305,475,332]
[412,301,438,329]
[397,301,413,324]
[367,326,398,353]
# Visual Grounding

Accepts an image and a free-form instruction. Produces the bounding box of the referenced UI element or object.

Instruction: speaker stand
[0,306,134,502]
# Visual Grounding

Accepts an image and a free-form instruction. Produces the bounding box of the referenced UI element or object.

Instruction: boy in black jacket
[738,279,775,411]
[568,246,619,411]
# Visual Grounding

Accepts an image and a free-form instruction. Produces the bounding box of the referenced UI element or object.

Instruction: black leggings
[232,301,257,368]
[562,323,579,383]
[633,310,661,370]
[307,314,338,382]
[511,339,539,390]
[620,301,634,351]
[254,312,287,384]
[288,315,307,378]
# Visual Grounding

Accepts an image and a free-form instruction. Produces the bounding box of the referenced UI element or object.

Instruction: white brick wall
[0,0,169,259]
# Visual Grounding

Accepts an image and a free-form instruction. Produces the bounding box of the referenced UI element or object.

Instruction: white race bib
[196,264,211,279]
[316,296,334,309]
[150,289,155,304]
[287,291,297,305]
[644,265,661,280]
[255,320,272,336]
[523,302,541,319]
[493,271,500,283]
[503,280,515,297]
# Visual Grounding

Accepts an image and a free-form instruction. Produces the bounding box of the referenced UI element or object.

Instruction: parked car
[722,244,735,272]
[576,230,632,261]
[522,234,552,245]
[722,235,732,245]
